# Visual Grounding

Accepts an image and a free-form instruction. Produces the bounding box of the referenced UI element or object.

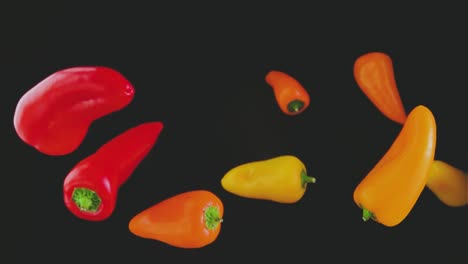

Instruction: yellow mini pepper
[220,155,316,203]
[426,160,468,207]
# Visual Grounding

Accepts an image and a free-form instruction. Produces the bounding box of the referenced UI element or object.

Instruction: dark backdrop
[4,2,467,263]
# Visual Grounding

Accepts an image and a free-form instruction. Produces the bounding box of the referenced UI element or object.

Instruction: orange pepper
[426,160,468,207]
[128,190,223,249]
[354,51,407,125]
[353,105,437,227]
[265,70,310,115]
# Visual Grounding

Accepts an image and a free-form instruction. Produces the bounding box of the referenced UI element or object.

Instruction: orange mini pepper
[353,105,437,227]
[128,190,223,249]
[354,51,407,125]
[426,160,468,207]
[265,70,310,115]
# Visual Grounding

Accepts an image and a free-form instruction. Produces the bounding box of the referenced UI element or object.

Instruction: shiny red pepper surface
[13,66,135,156]
[63,121,164,221]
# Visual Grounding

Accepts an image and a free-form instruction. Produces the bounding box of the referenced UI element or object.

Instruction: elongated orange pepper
[354,51,407,125]
[426,160,468,207]
[265,70,310,115]
[353,105,437,227]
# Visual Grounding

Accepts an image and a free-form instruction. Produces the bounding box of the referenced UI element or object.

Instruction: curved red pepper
[13,66,135,156]
[63,121,164,221]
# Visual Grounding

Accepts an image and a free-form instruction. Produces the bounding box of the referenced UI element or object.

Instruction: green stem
[72,188,102,212]
[287,100,305,113]
[301,170,316,188]
[204,206,223,230]
[362,208,373,222]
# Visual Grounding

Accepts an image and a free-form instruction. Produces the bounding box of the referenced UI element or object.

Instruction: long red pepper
[63,121,164,221]
[14,66,135,156]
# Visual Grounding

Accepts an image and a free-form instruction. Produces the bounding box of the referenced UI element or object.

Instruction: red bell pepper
[63,121,164,221]
[13,66,135,156]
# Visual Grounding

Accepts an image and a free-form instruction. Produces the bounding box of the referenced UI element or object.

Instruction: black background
[4,2,467,263]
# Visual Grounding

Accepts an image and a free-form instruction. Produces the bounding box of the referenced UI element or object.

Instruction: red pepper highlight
[63,121,164,221]
[13,66,135,156]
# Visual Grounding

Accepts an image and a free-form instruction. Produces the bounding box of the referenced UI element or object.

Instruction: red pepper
[63,121,164,221]
[13,66,135,156]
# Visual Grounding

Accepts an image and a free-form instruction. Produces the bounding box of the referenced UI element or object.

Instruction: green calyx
[72,188,102,212]
[301,170,316,188]
[204,206,223,230]
[362,207,374,222]
[287,100,305,113]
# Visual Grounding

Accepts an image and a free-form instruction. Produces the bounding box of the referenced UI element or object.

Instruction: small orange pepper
[354,51,407,125]
[353,105,437,227]
[265,70,310,115]
[426,160,468,207]
[128,190,223,249]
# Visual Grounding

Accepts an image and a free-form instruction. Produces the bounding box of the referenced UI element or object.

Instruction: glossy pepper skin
[221,155,316,203]
[353,105,436,227]
[265,70,310,116]
[354,52,407,125]
[14,66,135,156]
[129,190,224,249]
[426,160,468,207]
[63,121,164,221]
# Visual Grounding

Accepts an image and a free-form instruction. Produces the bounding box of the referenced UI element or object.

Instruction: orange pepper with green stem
[354,51,407,125]
[353,105,437,227]
[265,70,310,116]
[426,160,468,207]
[128,190,223,249]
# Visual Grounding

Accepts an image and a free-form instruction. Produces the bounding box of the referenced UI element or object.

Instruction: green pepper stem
[204,206,223,230]
[362,208,373,222]
[287,100,305,113]
[301,170,316,188]
[72,187,102,212]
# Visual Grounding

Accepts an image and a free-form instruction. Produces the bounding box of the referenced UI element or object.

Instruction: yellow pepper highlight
[220,155,316,203]
[426,160,468,207]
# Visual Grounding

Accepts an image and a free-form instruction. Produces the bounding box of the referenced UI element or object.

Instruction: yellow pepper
[426,160,468,207]
[220,155,316,203]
